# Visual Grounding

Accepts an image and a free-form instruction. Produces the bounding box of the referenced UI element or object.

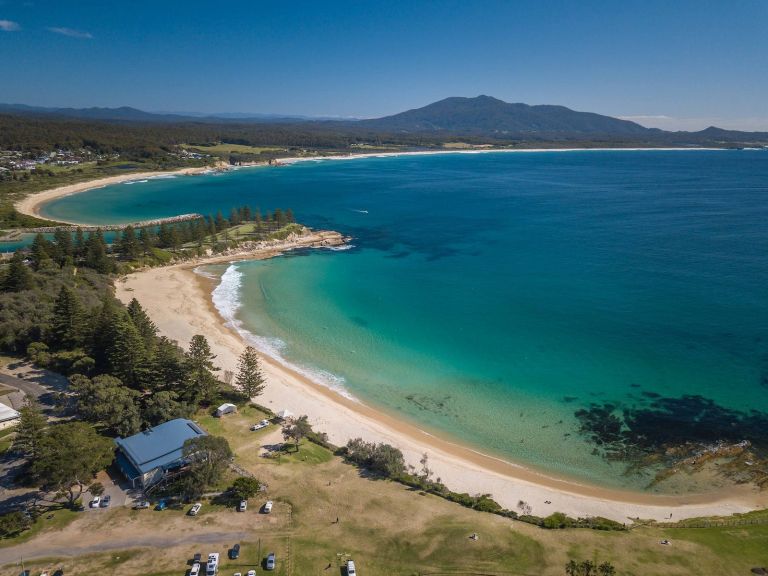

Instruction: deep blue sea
[41,150,768,490]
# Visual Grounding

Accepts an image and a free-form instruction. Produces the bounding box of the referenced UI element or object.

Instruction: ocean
[41,150,768,491]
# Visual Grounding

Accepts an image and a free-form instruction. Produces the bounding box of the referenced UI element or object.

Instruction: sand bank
[115,242,766,523]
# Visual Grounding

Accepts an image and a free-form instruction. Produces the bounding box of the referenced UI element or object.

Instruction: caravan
[206,552,219,576]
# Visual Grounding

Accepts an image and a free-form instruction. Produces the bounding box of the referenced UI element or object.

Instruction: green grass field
[183,143,287,157]
[5,404,768,575]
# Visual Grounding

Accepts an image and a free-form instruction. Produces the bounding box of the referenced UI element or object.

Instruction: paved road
[0,530,255,564]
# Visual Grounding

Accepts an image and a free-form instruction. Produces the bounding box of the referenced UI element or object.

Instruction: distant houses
[114,418,207,489]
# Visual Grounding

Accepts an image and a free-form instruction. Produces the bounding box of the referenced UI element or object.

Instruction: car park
[263,500,273,514]
[238,500,247,512]
[250,419,270,431]
[100,495,111,508]
[265,553,276,571]
[189,502,202,516]
[229,543,240,560]
[89,496,101,508]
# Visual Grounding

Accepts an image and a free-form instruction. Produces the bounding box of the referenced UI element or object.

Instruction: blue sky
[1,0,767,130]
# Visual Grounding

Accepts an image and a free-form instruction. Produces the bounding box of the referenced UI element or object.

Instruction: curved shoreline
[116,249,767,523]
[13,164,223,224]
[15,147,726,224]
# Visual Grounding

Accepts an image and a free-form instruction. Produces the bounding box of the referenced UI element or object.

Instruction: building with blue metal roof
[114,418,207,489]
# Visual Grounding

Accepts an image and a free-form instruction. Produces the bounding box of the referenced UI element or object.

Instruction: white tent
[215,403,237,417]
[277,409,294,420]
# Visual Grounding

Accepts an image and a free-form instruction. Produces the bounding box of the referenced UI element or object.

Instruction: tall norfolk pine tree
[185,334,219,404]
[50,285,87,349]
[235,345,266,399]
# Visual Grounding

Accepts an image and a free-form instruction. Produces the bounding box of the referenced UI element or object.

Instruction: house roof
[114,418,207,475]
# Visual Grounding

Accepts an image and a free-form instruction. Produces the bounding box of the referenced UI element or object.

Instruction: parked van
[206,552,219,576]
[346,560,357,575]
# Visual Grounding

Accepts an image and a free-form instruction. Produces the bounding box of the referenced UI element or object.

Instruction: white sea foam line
[275,146,730,167]
[209,264,357,401]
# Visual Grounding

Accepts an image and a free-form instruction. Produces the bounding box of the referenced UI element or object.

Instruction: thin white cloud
[47,26,92,39]
[0,19,20,31]
[620,114,768,132]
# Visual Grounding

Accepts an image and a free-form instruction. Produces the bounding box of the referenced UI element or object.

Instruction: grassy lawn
[0,506,80,549]
[183,143,287,157]
[0,427,16,456]
[5,405,768,574]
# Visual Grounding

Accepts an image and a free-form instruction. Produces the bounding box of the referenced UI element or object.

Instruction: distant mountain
[0,104,316,123]
[1,98,767,143]
[356,95,656,136]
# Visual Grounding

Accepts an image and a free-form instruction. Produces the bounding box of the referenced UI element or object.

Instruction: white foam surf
[207,264,356,400]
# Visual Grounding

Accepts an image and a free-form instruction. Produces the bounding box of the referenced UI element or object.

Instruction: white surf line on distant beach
[275,146,730,167]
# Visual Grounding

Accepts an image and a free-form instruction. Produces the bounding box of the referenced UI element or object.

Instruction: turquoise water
[43,151,768,490]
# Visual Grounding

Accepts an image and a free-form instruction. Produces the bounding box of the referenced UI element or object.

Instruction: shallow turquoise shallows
[43,150,768,490]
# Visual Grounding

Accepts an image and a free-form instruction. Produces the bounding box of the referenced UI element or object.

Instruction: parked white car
[238,500,247,512]
[250,419,270,431]
[263,500,273,514]
[189,562,201,576]
[347,559,357,575]
[189,502,202,516]
[133,500,150,509]
[89,496,101,508]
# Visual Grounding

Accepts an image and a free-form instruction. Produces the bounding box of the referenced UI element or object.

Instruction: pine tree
[138,227,153,256]
[91,292,124,370]
[85,229,111,273]
[50,285,87,349]
[215,211,226,231]
[120,225,139,259]
[12,401,46,458]
[127,298,157,353]
[106,315,149,389]
[285,208,295,223]
[52,229,73,265]
[2,252,34,292]
[74,227,85,258]
[274,208,285,227]
[30,233,52,270]
[235,345,265,399]
[185,334,219,404]
[151,336,188,392]
[242,205,252,222]
[158,223,172,248]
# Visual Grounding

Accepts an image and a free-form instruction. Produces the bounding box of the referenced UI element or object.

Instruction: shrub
[0,511,32,538]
